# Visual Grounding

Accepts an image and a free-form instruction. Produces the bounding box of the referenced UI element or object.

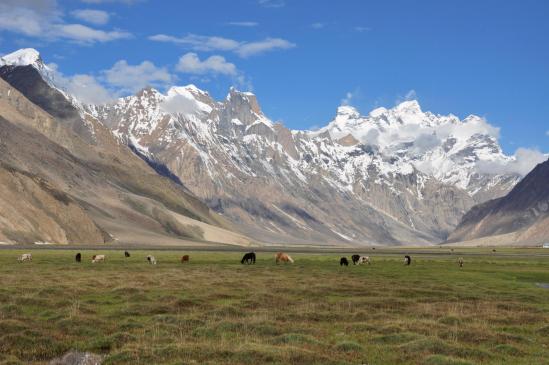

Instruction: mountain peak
[170,84,209,97]
[226,87,261,116]
[395,99,422,114]
[336,105,360,117]
[227,86,255,99]
[0,48,42,68]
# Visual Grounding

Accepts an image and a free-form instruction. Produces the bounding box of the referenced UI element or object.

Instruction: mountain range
[0,48,546,246]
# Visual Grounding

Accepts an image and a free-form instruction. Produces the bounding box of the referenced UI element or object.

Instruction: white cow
[147,255,157,265]
[92,254,105,263]
[18,253,32,262]
[358,256,371,265]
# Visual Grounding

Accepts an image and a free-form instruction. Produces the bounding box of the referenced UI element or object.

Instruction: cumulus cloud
[175,53,252,90]
[476,148,547,176]
[176,53,237,76]
[55,24,130,43]
[46,62,116,104]
[148,33,295,58]
[0,0,131,44]
[71,9,110,25]
[46,58,176,103]
[103,60,175,93]
[64,74,115,104]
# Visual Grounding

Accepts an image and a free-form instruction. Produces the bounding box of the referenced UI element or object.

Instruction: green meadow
[0,249,548,364]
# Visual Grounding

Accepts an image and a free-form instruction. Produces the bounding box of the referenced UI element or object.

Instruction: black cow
[124,251,130,258]
[351,254,360,265]
[75,253,81,262]
[340,257,349,266]
[404,255,412,265]
[241,252,256,264]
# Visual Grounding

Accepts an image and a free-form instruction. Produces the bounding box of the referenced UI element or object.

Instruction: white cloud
[55,24,130,43]
[354,26,371,32]
[176,52,237,76]
[236,38,295,57]
[227,21,258,27]
[64,74,115,104]
[71,9,110,25]
[546,130,549,137]
[47,58,175,103]
[103,60,175,93]
[0,0,59,38]
[47,62,115,104]
[175,52,252,90]
[149,33,295,58]
[311,22,326,29]
[0,0,131,44]
[443,115,500,140]
[258,0,285,8]
[149,34,240,52]
[476,148,547,176]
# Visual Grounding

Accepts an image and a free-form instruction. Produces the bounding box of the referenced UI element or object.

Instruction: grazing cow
[458,257,464,268]
[124,251,130,258]
[340,257,349,266]
[241,252,256,264]
[181,255,189,263]
[75,253,81,262]
[358,256,371,265]
[404,255,411,265]
[18,253,32,262]
[492,249,497,253]
[351,254,361,265]
[92,254,105,263]
[275,252,294,264]
[146,255,157,265]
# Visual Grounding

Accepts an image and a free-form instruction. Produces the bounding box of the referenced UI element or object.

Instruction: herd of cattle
[16,251,465,267]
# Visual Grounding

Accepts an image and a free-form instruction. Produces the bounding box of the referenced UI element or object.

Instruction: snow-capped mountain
[0,48,66,95]
[0,48,245,246]
[313,101,519,201]
[0,49,525,245]
[88,82,520,244]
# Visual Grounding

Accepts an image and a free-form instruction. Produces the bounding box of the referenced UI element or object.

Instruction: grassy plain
[0,248,548,364]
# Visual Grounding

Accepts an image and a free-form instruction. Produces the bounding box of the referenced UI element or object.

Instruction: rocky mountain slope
[87,76,521,245]
[0,50,250,246]
[447,158,549,245]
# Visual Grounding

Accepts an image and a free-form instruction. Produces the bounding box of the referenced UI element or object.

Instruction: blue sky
[0,0,547,154]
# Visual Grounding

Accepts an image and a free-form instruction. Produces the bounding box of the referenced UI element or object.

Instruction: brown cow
[275,252,294,264]
[181,255,189,263]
